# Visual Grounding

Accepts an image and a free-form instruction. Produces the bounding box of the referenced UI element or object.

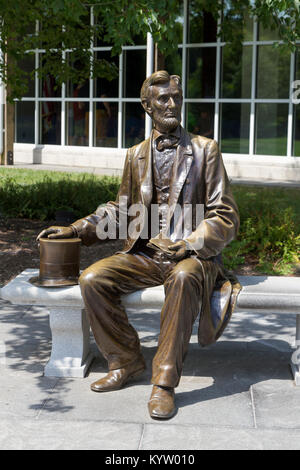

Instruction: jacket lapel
[167,128,193,217]
[137,134,153,208]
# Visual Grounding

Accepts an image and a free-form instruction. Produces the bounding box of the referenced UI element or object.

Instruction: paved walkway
[0,295,300,450]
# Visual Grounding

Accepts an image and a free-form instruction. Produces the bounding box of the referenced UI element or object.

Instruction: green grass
[0,168,121,220]
[0,167,102,184]
[0,168,299,276]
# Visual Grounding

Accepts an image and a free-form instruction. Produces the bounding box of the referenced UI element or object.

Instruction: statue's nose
[167,97,176,108]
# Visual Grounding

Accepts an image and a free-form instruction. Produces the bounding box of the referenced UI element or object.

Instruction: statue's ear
[141,99,152,117]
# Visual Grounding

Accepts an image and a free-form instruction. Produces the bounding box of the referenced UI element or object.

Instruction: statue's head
[140,70,183,133]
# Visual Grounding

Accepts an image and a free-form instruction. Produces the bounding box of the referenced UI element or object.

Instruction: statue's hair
[140,70,182,104]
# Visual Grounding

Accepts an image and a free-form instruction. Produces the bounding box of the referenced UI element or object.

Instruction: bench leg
[44,307,94,378]
[290,314,300,386]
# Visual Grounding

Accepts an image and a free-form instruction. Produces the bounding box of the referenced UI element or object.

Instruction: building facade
[10,0,300,181]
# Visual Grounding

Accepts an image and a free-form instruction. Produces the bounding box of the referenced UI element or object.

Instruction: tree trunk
[1,54,15,165]
[154,44,165,72]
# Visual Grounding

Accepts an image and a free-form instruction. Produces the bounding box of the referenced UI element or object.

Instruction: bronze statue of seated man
[37,70,240,420]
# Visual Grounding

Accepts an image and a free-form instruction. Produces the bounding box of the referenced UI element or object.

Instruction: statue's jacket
[72,127,241,346]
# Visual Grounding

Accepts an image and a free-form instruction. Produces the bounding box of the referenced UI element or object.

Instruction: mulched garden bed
[0,217,272,287]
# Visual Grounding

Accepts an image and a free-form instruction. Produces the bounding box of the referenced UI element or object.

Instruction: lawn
[0,167,299,276]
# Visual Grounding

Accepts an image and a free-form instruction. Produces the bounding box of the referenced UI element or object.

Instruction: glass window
[256,46,290,99]
[255,103,288,156]
[18,55,35,98]
[186,103,214,139]
[222,6,253,42]
[94,102,118,147]
[293,105,300,157]
[295,49,300,155]
[186,48,216,99]
[173,5,184,43]
[123,102,145,148]
[66,54,89,98]
[126,34,146,46]
[39,54,61,98]
[220,103,250,154]
[66,102,89,146]
[221,45,252,98]
[40,102,61,145]
[165,49,182,77]
[188,1,217,43]
[296,47,300,81]
[258,23,280,41]
[123,50,146,98]
[15,102,35,143]
[94,51,119,98]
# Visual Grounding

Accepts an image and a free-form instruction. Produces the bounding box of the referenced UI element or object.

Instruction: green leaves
[0,0,300,100]
[223,185,300,276]
[0,0,183,100]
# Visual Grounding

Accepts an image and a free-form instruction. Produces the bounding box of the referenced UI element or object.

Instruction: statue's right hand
[36,226,74,241]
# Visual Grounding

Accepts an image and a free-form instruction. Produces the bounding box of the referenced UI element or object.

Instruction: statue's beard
[153,115,180,133]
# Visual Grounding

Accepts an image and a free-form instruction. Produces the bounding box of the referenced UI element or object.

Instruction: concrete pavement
[0,296,300,450]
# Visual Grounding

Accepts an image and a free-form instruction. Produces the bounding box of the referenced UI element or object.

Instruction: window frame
[15,0,300,157]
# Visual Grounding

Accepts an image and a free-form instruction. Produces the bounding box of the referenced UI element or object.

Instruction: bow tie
[156,134,180,151]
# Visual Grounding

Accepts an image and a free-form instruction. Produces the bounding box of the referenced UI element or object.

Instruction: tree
[0,0,299,101]
[0,0,181,101]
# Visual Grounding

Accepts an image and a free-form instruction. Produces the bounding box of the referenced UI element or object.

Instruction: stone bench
[0,269,299,384]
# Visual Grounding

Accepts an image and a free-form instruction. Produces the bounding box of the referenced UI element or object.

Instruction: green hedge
[0,168,299,275]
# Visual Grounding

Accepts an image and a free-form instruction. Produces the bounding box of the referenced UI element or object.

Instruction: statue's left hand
[36,226,75,241]
[167,240,190,261]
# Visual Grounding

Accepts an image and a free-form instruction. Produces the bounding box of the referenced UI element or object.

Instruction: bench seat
[1,269,299,383]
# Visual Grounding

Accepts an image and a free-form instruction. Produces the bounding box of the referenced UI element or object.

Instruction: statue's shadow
[90,337,294,411]
[179,339,294,408]
[120,309,296,410]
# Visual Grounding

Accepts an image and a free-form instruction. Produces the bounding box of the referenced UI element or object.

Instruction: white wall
[14,143,300,183]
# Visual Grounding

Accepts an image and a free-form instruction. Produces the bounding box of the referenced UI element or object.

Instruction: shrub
[223,185,300,275]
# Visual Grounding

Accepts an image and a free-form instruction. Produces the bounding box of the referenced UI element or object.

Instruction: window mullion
[287,51,295,157]
[61,25,66,146]
[249,19,258,156]
[213,10,221,143]
[118,52,123,148]
[35,21,39,146]
[89,7,94,147]
[182,0,188,127]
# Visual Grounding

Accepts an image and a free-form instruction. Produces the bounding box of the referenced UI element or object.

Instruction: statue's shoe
[90,357,146,392]
[148,385,176,419]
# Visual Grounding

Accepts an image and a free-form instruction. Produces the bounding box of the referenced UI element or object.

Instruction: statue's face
[146,79,182,133]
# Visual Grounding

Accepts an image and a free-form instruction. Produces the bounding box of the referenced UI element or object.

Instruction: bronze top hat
[29,237,82,287]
